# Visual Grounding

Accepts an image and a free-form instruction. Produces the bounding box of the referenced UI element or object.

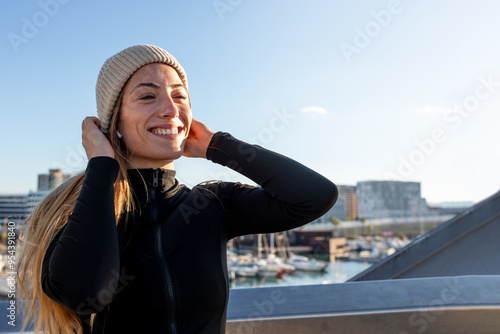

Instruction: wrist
[206,132,230,162]
[202,132,216,158]
[89,149,115,160]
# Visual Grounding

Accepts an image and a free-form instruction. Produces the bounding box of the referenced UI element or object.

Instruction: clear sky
[1,0,500,204]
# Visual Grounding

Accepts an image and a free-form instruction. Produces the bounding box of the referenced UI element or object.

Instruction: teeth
[151,127,180,135]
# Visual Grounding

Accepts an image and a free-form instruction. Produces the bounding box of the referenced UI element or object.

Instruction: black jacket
[42,132,338,333]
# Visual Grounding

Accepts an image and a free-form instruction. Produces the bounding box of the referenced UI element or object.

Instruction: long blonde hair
[17,95,135,333]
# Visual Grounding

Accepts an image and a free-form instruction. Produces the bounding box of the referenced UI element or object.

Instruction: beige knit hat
[96,44,188,133]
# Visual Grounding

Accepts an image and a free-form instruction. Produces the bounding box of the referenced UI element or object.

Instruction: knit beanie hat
[96,44,188,133]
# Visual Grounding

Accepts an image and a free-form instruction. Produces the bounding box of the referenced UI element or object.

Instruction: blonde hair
[17,94,135,333]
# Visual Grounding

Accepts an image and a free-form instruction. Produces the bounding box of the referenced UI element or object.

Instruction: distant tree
[367,225,375,234]
[330,216,341,237]
[359,217,367,236]
[330,216,341,226]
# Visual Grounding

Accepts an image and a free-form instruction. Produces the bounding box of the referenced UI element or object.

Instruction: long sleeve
[206,132,338,239]
[41,157,120,315]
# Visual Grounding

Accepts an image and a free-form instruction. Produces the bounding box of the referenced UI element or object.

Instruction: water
[229,261,372,289]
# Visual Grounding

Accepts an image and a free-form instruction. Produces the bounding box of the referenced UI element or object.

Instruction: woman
[17,44,338,333]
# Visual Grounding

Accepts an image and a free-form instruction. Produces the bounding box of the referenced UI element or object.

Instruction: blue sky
[1,0,500,204]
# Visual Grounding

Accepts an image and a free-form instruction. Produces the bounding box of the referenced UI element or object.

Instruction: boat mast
[270,233,275,256]
[257,234,262,260]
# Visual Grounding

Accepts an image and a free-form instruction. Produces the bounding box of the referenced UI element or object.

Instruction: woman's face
[118,63,191,169]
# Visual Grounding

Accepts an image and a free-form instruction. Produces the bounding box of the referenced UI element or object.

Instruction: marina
[226,230,410,289]
[229,259,371,289]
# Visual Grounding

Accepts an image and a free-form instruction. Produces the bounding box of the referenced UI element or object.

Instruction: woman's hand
[183,118,215,158]
[82,117,115,160]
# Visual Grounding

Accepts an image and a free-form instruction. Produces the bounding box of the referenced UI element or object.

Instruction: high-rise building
[30,169,71,216]
[0,194,29,224]
[316,195,347,222]
[26,190,51,214]
[0,169,72,226]
[337,185,358,220]
[38,169,71,191]
[357,181,429,219]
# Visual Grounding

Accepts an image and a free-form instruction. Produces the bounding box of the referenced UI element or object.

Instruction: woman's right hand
[82,117,115,160]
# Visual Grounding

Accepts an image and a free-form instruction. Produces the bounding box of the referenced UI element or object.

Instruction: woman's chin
[161,150,184,163]
[127,150,185,169]
[169,151,183,161]
[155,146,184,159]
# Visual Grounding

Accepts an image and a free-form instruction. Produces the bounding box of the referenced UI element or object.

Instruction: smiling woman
[118,63,195,169]
[16,44,338,334]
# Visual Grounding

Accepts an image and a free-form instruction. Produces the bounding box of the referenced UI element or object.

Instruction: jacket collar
[127,168,179,200]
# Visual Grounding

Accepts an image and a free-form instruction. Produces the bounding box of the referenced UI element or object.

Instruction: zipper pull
[153,169,159,187]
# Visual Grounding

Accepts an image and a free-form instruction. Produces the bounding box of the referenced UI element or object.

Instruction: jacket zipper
[151,169,178,334]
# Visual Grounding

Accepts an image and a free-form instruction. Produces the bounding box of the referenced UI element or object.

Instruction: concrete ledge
[226,275,500,333]
[2,276,500,333]
[226,308,500,334]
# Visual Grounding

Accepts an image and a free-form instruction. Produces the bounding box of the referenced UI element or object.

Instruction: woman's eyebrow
[170,83,186,90]
[130,82,185,93]
[131,82,161,93]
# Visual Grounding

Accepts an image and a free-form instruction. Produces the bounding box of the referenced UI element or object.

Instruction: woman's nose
[158,95,179,118]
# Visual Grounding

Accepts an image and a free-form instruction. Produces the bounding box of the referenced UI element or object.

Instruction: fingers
[183,118,215,159]
[81,116,115,160]
[189,118,213,136]
[82,116,101,133]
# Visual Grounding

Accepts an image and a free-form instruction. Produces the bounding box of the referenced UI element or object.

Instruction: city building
[38,169,71,191]
[26,190,51,214]
[28,169,71,215]
[0,169,72,226]
[356,180,429,219]
[329,195,346,221]
[426,201,473,216]
[0,194,29,224]
[313,195,347,224]
[337,185,358,220]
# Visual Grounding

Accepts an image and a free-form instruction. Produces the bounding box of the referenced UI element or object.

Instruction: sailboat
[227,241,259,278]
[273,231,328,272]
[251,234,284,278]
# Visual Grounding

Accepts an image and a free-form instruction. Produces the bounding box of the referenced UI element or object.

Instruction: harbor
[226,231,411,289]
[229,259,371,289]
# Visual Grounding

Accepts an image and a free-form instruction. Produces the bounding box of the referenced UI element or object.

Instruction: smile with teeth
[150,127,182,135]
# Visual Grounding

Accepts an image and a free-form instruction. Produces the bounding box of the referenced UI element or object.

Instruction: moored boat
[286,254,327,272]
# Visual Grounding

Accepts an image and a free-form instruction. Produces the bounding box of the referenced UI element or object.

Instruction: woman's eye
[139,94,155,100]
[174,94,187,100]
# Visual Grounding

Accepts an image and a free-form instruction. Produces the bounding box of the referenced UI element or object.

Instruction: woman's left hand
[183,118,215,158]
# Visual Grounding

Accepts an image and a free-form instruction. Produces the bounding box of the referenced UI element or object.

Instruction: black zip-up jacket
[41,132,338,333]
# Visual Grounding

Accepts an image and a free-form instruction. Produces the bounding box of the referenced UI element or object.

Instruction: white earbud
[117,131,123,138]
